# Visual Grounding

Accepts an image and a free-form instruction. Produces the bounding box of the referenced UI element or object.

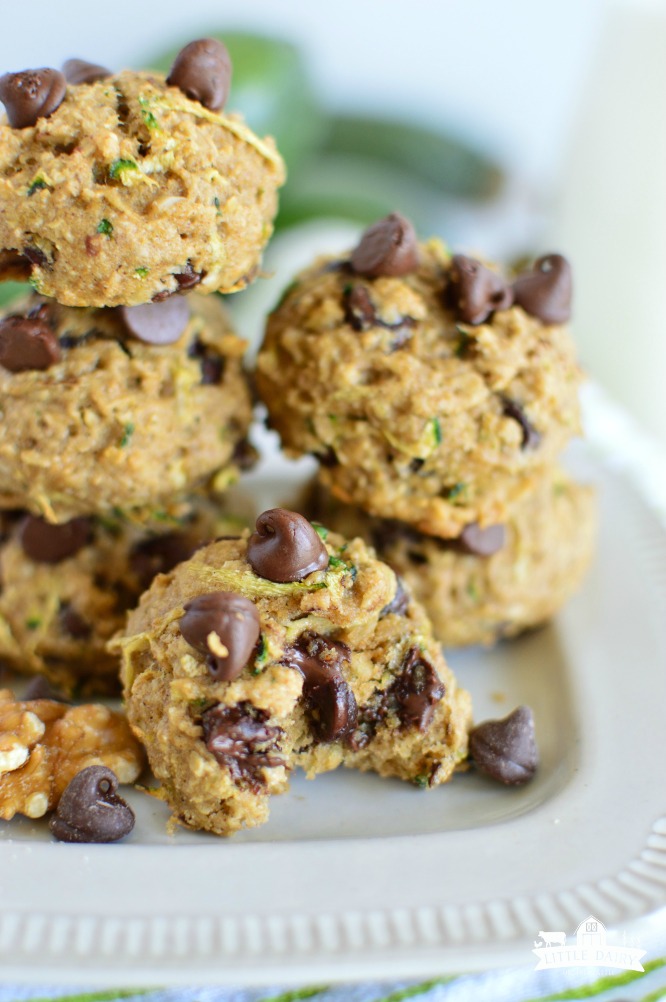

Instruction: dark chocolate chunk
[130,532,198,590]
[502,398,541,450]
[23,676,70,702]
[0,68,66,128]
[180,592,260,681]
[469,705,538,785]
[201,703,284,792]
[458,522,506,557]
[62,59,111,85]
[19,515,92,564]
[513,254,572,324]
[247,509,328,583]
[379,577,410,618]
[174,261,203,291]
[119,297,190,345]
[344,284,377,331]
[58,603,92,639]
[351,213,419,278]
[391,648,445,731]
[187,336,225,385]
[49,765,135,843]
[167,38,232,112]
[447,254,513,325]
[284,632,357,742]
[0,315,61,372]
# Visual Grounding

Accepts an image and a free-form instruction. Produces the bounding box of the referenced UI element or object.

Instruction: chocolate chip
[447,254,513,325]
[0,68,66,128]
[130,532,198,590]
[314,446,339,468]
[502,398,541,450]
[180,592,260,681]
[119,297,190,345]
[284,632,357,743]
[187,336,225,385]
[344,284,377,331]
[458,522,506,557]
[379,577,410,618]
[167,38,232,112]
[232,438,257,471]
[0,315,61,372]
[19,515,92,564]
[58,603,92,639]
[351,213,419,278]
[49,765,135,843]
[62,59,111,85]
[247,509,328,583]
[391,648,445,731]
[513,254,572,324]
[23,676,70,702]
[201,702,284,792]
[22,246,49,268]
[174,261,203,291]
[469,705,538,785]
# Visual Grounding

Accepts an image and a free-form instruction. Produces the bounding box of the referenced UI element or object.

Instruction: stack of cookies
[0,40,285,696]
[256,213,596,648]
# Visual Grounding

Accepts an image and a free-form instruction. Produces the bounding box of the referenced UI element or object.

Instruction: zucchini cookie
[0,42,285,307]
[310,469,597,648]
[256,214,582,538]
[0,503,246,697]
[0,292,252,523]
[113,508,471,835]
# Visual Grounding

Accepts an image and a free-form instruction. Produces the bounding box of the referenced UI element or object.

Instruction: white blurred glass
[551,0,666,445]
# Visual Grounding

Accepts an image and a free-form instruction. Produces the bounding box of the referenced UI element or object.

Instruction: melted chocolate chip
[58,603,92,639]
[23,676,70,702]
[187,336,225,385]
[390,648,445,731]
[0,68,66,128]
[174,261,203,291]
[167,38,232,112]
[247,509,328,583]
[22,245,49,268]
[469,705,538,785]
[180,592,260,681]
[344,284,377,331]
[0,315,61,372]
[379,577,410,618]
[284,632,357,742]
[19,515,92,564]
[62,59,111,85]
[201,702,284,792]
[447,254,513,325]
[119,297,190,345]
[513,254,572,324]
[351,213,419,278]
[502,398,541,450]
[130,532,198,590]
[458,522,506,557]
[49,765,135,843]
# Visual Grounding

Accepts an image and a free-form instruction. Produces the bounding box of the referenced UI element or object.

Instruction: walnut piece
[0,689,144,821]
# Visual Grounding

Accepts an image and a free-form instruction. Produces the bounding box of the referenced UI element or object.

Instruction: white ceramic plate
[1,436,665,987]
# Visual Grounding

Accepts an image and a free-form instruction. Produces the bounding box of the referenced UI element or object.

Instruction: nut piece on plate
[112,508,472,837]
[0,689,144,821]
[256,216,581,539]
[0,503,247,698]
[0,47,285,307]
[0,293,253,524]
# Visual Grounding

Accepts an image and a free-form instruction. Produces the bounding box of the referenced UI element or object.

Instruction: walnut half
[0,689,144,821]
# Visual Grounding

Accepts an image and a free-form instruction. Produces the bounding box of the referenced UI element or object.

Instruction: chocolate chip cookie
[310,468,596,647]
[0,46,285,307]
[113,509,471,835]
[0,293,252,523]
[0,503,245,697]
[256,215,582,538]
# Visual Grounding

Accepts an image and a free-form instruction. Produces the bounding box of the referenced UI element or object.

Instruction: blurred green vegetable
[0,282,29,309]
[148,33,328,173]
[322,114,503,202]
